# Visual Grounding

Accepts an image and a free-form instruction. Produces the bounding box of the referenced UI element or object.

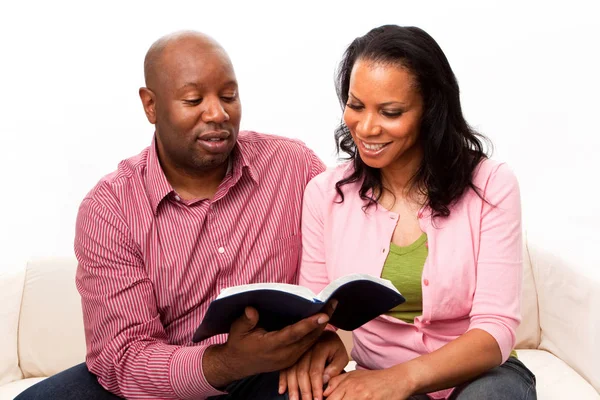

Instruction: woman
[281,25,536,400]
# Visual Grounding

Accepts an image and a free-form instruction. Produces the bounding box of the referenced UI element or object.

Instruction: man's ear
[139,87,157,124]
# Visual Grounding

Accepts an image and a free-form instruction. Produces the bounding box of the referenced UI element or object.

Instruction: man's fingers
[273,314,328,346]
[229,306,260,337]
[322,298,339,318]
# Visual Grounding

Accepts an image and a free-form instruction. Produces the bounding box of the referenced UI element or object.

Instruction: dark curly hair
[334,25,491,217]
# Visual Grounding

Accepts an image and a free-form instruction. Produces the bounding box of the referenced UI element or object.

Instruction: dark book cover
[193,278,405,342]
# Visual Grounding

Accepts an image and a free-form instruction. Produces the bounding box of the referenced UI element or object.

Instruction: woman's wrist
[389,362,421,397]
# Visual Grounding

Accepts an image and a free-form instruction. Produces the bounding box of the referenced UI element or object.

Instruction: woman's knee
[451,358,536,400]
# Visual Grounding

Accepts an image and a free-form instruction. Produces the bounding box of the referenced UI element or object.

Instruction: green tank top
[380,233,428,323]
[380,233,518,359]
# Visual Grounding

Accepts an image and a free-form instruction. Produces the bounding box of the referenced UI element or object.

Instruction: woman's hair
[334,25,491,217]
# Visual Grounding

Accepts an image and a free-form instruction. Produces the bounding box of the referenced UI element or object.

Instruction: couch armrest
[527,220,600,393]
[0,267,25,385]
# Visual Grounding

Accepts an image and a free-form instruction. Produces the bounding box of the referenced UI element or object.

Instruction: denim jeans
[14,362,289,400]
[408,357,537,400]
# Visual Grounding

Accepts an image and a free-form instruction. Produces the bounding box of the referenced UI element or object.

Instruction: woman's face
[343,59,424,170]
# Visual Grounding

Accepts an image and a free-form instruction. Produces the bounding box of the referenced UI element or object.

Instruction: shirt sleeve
[74,192,224,399]
[307,149,326,181]
[299,176,331,295]
[467,163,523,363]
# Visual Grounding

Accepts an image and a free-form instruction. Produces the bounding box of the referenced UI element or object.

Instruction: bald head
[138,30,241,177]
[143,31,228,90]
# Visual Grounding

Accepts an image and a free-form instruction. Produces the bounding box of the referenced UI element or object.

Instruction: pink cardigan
[299,159,522,398]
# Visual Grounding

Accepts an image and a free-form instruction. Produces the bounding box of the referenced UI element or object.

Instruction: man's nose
[202,98,229,123]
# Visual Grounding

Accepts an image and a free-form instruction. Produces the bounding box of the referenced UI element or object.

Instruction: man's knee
[14,363,121,400]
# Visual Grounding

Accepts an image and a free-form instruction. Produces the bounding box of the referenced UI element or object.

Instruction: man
[16,31,344,399]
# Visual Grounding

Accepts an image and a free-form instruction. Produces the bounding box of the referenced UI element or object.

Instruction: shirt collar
[146,134,259,214]
[147,137,175,214]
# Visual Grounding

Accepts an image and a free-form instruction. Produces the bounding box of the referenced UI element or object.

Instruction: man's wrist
[203,344,244,389]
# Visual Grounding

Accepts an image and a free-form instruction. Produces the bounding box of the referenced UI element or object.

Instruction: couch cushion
[18,257,86,378]
[0,268,24,386]
[0,377,46,400]
[517,349,600,399]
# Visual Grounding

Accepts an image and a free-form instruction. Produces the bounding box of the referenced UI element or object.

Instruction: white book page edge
[216,282,316,301]
[316,273,399,302]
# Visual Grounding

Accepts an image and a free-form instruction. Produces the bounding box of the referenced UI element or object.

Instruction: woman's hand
[323,368,414,400]
[279,330,349,400]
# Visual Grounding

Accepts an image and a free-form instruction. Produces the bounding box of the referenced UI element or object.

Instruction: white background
[1,0,599,273]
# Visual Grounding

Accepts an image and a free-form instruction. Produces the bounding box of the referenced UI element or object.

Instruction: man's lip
[197,130,230,141]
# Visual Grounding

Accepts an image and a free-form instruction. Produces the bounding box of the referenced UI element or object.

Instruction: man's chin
[191,153,231,173]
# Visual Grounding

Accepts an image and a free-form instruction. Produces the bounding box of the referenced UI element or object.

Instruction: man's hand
[203,301,336,388]
[279,329,348,400]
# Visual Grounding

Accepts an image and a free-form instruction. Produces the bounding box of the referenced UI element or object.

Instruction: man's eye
[184,98,202,105]
[221,96,237,103]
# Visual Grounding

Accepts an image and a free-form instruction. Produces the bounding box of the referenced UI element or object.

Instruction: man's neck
[162,160,229,201]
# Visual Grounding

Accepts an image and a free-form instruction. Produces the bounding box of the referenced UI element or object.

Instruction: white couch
[1,224,599,399]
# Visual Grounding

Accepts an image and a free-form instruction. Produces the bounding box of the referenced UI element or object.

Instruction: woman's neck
[380,144,424,200]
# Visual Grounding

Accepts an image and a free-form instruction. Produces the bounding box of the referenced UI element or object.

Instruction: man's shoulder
[83,147,151,207]
[238,130,314,157]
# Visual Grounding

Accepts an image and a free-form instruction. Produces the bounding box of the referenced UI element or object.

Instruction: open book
[192,273,405,342]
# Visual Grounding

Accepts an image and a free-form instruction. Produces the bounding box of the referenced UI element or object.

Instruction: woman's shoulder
[304,162,359,205]
[307,162,354,191]
[472,158,519,191]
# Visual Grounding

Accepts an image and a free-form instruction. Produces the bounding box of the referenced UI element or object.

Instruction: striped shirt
[74,131,325,399]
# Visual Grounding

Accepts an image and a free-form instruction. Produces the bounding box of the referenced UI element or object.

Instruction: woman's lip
[358,139,391,155]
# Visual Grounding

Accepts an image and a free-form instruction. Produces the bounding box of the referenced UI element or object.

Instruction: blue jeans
[14,362,289,400]
[408,357,537,399]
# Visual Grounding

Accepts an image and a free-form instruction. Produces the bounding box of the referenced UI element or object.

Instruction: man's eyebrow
[177,81,238,91]
[178,82,201,91]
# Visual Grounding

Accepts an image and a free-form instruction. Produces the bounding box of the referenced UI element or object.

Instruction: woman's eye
[382,111,403,118]
[346,103,363,110]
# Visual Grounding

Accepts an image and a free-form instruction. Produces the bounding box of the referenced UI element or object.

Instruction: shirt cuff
[467,321,515,363]
[170,345,226,399]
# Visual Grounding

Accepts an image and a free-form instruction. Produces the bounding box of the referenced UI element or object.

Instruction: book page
[316,273,399,302]
[216,282,317,301]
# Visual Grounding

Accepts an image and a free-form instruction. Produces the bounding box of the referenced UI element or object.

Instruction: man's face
[150,41,241,172]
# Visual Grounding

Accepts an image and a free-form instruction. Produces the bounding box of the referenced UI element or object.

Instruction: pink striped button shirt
[74,131,325,399]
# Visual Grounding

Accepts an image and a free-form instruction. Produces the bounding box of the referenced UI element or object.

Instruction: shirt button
[174,195,181,202]
[218,247,225,254]
[423,278,429,286]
